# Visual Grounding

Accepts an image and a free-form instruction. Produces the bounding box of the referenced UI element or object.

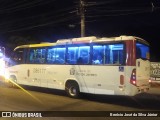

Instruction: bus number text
[33,68,46,74]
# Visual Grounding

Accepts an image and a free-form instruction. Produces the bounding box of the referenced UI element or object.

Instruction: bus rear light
[130,68,137,86]
[132,80,136,85]
[120,75,124,85]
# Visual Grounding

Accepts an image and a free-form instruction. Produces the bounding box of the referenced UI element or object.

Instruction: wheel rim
[9,77,16,87]
[69,86,77,96]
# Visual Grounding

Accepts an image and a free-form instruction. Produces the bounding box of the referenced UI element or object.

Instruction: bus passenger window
[92,45,103,64]
[109,44,124,65]
[92,44,124,65]
[79,46,90,64]
[54,48,65,64]
[67,47,78,64]
[47,47,65,64]
[29,48,46,64]
[77,57,83,64]
[67,46,90,65]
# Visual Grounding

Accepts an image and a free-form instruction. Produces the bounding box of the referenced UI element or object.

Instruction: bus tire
[65,81,80,98]
[8,76,18,88]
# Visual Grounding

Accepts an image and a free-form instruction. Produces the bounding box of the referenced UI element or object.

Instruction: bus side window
[47,47,65,64]
[104,44,124,65]
[79,46,90,64]
[29,48,46,64]
[47,48,55,64]
[12,48,26,65]
[29,49,37,63]
[54,47,65,64]
[92,45,103,64]
[67,47,78,64]
[77,57,83,64]
[67,46,90,65]
[111,44,124,64]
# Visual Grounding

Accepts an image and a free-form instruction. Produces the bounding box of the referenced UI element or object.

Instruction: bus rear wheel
[66,82,80,98]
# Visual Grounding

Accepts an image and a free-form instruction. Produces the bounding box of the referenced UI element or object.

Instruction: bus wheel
[8,76,17,88]
[66,82,80,98]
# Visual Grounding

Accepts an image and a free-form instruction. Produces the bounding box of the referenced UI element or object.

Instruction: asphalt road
[0,81,160,120]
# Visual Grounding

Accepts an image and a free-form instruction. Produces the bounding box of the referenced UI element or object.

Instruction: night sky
[0,0,160,61]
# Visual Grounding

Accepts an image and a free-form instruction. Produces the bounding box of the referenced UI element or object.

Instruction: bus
[5,35,150,98]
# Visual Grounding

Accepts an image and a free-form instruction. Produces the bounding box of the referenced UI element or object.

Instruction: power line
[1,15,77,34]
[86,9,151,18]
[0,0,27,10]
[0,0,159,34]
[0,0,56,14]
[0,6,76,26]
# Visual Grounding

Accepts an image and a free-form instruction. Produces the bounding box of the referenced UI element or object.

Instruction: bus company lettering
[70,68,97,76]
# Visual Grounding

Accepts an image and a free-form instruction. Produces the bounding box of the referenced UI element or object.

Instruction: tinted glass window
[67,46,90,64]
[12,48,26,65]
[29,48,46,64]
[136,43,149,60]
[47,47,65,64]
[93,44,124,65]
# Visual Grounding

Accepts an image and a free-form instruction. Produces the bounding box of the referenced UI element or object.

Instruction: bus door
[27,48,47,87]
[27,66,42,87]
[8,48,27,85]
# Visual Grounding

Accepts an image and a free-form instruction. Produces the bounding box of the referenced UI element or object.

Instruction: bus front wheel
[66,82,80,98]
[7,76,17,88]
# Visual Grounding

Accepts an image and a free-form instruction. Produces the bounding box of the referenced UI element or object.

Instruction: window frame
[136,41,150,60]
[46,45,66,64]
[91,42,126,66]
[66,44,91,65]
[27,47,47,64]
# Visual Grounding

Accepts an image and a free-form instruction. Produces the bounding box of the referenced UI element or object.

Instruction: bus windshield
[136,42,149,60]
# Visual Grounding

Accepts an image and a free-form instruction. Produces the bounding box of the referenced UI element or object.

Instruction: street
[0,81,160,120]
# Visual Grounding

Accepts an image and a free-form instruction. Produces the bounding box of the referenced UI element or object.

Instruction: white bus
[5,35,150,98]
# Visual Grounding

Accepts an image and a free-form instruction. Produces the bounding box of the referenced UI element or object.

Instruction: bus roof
[14,43,56,51]
[14,35,149,50]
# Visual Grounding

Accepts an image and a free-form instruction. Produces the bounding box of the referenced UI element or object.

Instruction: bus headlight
[4,71,9,81]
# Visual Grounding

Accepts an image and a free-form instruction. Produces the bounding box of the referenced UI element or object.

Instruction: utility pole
[80,0,85,37]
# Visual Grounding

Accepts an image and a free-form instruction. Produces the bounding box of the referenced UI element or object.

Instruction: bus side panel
[6,64,29,85]
[68,65,125,95]
[44,65,126,95]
